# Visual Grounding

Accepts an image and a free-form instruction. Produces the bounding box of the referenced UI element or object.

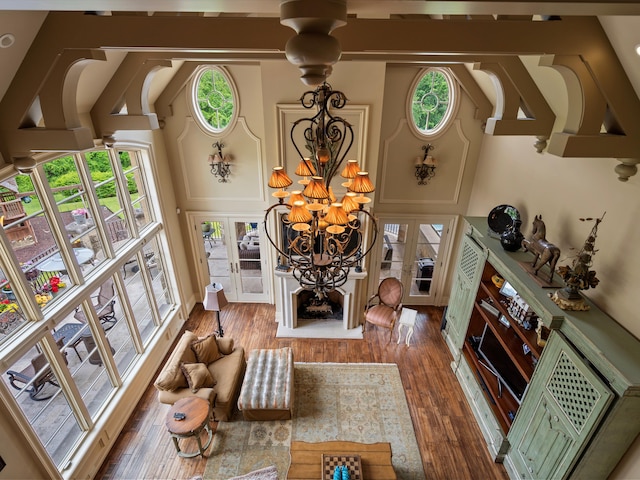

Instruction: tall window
[409,67,457,137]
[192,66,237,134]
[0,147,175,469]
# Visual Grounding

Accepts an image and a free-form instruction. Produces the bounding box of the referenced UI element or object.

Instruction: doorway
[192,215,270,302]
[376,216,456,305]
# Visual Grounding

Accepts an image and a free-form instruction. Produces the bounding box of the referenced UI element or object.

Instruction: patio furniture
[37,248,95,273]
[6,339,67,401]
[74,279,117,331]
[52,322,87,361]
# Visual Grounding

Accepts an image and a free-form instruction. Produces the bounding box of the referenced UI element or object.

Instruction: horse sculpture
[521,215,561,284]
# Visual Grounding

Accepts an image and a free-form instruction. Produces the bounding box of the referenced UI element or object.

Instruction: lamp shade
[287,190,307,206]
[268,166,293,189]
[203,283,228,312]
[349,171,375,193]
[324,203,349,225]
[303,176,330,199]
[340,159,361,179]
[288,200,313,223]
[340,192,359,213]
[295,158,316,176]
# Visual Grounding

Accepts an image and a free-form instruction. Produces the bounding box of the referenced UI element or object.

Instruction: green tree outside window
[411,69,452,134]
[195,68,235,133]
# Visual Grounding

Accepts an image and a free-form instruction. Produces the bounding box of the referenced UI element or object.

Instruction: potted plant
[1,284,14,300]
[72,207,89,224]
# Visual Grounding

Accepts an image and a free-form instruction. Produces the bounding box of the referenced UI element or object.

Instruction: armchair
[362,277,404,341]
[74,279,117,330]
[6,339,66,400]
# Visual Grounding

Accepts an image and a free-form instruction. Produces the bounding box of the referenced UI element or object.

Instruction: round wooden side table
[165,396,214,458]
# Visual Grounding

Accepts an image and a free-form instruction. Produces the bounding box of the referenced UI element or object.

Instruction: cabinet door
[443,234,486,352]
[507,332,613,480]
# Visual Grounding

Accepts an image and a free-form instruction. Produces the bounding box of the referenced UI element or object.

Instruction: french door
[376,216,456,305]
[191,214,270,302]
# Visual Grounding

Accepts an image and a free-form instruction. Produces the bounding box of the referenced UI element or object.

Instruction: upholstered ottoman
[237,347,294,421]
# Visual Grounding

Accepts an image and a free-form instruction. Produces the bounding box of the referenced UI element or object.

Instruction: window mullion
[41,334,93,432]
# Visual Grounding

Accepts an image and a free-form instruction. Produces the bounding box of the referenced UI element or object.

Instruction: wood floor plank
[95,303,508,480]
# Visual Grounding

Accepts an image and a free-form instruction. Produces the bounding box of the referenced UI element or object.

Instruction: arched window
[192,66,237,134]
[409,68,458,137]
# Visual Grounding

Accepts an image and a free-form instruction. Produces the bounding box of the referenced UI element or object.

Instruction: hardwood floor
[96,303,509,479]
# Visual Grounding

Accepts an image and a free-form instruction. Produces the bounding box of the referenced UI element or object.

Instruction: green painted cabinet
[442,232,486,359]
[507,331,613,479]
[449,217,640,479]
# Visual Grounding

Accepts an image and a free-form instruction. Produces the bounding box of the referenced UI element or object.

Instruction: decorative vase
[500,219,524,252]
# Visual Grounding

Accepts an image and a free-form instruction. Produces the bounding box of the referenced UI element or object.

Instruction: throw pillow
[180,362,216,393]
[154,364,188,391]
[191,334,222,364]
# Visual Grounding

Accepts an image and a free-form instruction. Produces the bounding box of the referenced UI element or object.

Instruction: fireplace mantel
[274,269,367,330]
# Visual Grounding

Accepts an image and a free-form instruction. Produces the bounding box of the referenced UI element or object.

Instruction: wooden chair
[6,339,66,400]
[74,279,117,330]
[362,277,404,341]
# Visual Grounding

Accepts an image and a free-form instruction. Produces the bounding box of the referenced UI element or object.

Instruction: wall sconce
[208,141,232,183]
[415,144,437,185]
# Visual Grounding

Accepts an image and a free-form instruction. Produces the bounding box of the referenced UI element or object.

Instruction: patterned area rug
[204,362,425,479]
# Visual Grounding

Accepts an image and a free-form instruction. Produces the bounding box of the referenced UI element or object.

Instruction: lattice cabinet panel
[507,331,613,480]
[443,234,486,353]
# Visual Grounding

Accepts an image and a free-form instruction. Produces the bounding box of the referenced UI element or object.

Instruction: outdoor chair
[202,223,214,247]
[362,277,404,342]
[74,279,117,331]
[6,339,67,400]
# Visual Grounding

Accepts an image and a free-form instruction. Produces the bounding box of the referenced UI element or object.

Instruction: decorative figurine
[521,215,561,284]
[552,213,605,311]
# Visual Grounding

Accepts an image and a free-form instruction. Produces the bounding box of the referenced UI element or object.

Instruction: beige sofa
[154,330,246,421]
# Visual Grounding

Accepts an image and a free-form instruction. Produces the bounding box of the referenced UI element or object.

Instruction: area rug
[204,362,425,479]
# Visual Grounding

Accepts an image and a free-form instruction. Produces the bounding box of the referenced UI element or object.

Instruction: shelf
[462,341,518,433]
[473,302,536,382]
[479,279,543,358]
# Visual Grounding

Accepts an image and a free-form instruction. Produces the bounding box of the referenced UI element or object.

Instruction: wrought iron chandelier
[264,82,378,298]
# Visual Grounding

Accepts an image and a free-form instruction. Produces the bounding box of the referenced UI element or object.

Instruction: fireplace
[296,290,344,322]
[274,269,367,330]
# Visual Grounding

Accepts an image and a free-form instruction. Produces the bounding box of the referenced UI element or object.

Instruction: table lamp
[203,283,228,337]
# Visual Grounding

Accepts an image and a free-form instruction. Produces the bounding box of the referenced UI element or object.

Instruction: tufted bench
[237,347,294,421]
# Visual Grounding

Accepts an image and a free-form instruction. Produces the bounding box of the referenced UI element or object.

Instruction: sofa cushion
[153,330,198,391]
[154,364,188,391]
[191,334,222,364]
[181,362,216,392]
[208,347,246,416]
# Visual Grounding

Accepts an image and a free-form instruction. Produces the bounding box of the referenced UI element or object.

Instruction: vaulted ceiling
[1,1,640,179]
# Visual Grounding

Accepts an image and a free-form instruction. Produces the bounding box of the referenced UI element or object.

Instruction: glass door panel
[202,220,232,294]
[377,218,452,305]
[378,223,408,284]
[233,221,264,296]
[195,216,269,303]
[409,223,443,297]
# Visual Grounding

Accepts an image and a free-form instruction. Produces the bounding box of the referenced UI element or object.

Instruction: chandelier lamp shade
[268,166,294,201]
[264,82,379,297]
[208,141,232,183]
